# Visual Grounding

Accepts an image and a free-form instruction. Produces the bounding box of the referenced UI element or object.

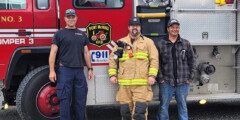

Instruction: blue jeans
[57,66,88,120]
[156,82,189,120]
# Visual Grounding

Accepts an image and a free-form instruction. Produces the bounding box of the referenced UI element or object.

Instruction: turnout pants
[56,66,88,120]
[116,85,153,120]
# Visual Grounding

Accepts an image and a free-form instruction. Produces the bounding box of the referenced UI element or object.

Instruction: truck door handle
[15,31,32,35]
[16,29,32,36]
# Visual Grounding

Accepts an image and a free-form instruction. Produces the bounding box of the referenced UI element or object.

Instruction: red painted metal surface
[0,0,133,87]
[0,1,134,118]
[0,0,33,81]
[59,0,133,66]
[225,0,234,4]
[32,0,58,46]
[37,83,59,117]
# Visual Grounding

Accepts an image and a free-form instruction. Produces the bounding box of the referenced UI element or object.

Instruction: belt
[59,63,63,66]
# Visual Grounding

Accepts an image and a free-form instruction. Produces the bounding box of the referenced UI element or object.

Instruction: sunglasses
[65,9,76,15]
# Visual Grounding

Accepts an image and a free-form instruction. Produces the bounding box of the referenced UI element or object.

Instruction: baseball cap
[167,19,180,27]
[129,17,141,26]
[65,9,76,17]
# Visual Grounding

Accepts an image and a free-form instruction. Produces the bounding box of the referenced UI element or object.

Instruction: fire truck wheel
[16,65,59,120]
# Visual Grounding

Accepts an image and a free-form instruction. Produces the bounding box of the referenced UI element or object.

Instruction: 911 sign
[90,50,109,63]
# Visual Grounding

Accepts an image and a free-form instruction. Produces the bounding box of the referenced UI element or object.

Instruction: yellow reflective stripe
[119,52,149,61]
[119,54,130,61]
[135,56,148,60]
[119,58,129,61]
[118,79,148,85]
[118,79,148,82]
[135,52,148,60]
[122,54,128,56]
[108,69,117,75]
[120,83,148,85]
[149,68,158,76]
[135,52,148,56]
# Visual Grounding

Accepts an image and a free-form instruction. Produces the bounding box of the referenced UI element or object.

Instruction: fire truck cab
[0,0,240,120]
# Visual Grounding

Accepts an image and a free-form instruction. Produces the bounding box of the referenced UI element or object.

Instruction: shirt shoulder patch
[75,32,83,36]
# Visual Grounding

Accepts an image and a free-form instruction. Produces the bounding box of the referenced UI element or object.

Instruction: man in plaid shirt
[156,19,196,120]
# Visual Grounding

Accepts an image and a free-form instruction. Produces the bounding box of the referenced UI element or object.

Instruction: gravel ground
[0,100,240,120]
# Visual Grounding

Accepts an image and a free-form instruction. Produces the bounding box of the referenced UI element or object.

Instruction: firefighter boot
[120,104,132,120]
[133,102,148,120]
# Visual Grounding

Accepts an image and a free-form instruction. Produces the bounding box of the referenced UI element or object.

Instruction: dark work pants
[57,66,88,120]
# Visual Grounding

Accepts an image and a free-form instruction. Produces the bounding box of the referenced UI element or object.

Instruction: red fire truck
[0,0,240,120]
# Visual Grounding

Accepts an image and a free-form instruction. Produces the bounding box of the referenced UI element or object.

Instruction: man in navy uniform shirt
[49,9,93,120]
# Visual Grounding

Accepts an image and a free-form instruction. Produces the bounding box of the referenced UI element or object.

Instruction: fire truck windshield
[74,0,123,8]
[0,0,26,10]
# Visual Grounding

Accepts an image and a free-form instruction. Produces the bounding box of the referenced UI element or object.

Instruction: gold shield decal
[86,23,112,48]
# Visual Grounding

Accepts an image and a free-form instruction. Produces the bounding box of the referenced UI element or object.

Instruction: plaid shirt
[156,35,196,86]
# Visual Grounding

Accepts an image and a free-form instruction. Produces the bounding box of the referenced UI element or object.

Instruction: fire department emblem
[86,23,112,47]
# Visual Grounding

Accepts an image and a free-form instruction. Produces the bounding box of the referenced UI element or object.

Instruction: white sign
[0,38,34,45]
[90,50,109,63]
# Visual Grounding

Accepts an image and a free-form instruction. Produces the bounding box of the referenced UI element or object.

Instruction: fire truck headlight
[1,102,8,110]
[4,103,8,109]
[199,99,207,105]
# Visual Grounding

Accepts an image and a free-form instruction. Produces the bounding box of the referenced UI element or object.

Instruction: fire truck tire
[16,65,58,120]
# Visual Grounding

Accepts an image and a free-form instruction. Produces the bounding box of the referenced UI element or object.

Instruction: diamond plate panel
[84,67,96,105]
[174,12,236,44]
[188,93,240,101]
[172,0,238,45]
[189,46,235,94]
[174,0,215,9]
[237,0,240,93]
[95,66,118,104]
[238,0,240,42]
[236,48,240,93]
[87,66,161,104]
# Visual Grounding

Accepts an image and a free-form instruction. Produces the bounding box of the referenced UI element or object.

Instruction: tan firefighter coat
[108,34,159,85]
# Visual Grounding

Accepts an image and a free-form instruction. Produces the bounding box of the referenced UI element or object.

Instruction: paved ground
[0,106,20,120]
[1,100,240,120]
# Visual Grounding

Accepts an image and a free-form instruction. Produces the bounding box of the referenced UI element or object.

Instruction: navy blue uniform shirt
[52,28,89,67]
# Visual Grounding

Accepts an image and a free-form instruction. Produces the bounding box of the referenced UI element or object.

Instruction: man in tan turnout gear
[109,17,159,120]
